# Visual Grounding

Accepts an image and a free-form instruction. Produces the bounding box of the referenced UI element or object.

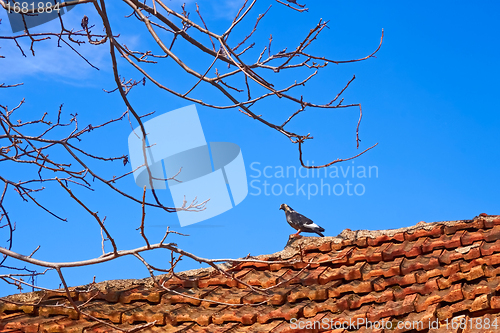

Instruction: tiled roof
[2,214,500,332]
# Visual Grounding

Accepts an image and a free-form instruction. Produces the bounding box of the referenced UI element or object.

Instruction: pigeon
[279,204,325,237]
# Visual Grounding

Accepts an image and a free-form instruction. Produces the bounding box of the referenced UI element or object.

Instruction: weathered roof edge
[3,214,496,302]
[179,214,497,276]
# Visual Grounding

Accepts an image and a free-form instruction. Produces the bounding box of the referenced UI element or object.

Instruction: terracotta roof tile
[3,214,500,332]
[84,300,146,324]
[367,293,417,322]
[163,286,217,306]
[421,230,464,253]
[287,283,328,303]
[201,286,249,306]
[118,285,166,304]
[318,262,363,284]
[462,277,500,299]
[268,284,299,306]
[185,322,238,332]
[124,302,178,325]
[226,320,281,332]
[258,300,309,324]
[371,271,417,291]
[38,302,80,320]
[484,217,500,229]
[169,304,227,326]
[347,289,393,309]
[367,231,405,247]
[211,305,260,325]
[302,298,345,318]
[1,314,52,332]
[315,246,353,265]
[239,268,282,288]
[405,225,444,241]
[37,317,99,333]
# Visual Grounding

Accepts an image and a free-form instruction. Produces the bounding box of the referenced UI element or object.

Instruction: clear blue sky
[1,1,499,296]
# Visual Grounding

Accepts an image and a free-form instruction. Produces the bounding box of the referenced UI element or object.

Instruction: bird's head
[279,203,289,211]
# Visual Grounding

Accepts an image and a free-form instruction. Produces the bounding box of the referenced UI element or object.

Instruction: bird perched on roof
[279,204,325,237]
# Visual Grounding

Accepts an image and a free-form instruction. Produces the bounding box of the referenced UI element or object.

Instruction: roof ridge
[88,216,500,281]
[3,214,496,301]
[251,215,495,261]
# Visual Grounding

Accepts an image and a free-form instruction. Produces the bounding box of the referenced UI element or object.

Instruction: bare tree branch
[0,4,382,330]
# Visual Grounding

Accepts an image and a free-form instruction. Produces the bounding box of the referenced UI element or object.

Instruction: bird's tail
[314,225,325,237]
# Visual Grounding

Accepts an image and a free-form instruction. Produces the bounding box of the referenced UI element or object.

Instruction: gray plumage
[279,203,325,237]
